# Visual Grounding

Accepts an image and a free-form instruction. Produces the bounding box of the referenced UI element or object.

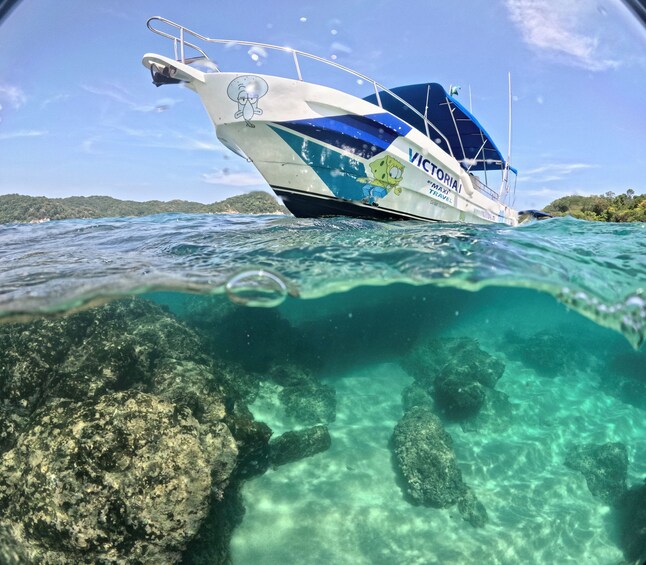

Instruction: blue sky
[0,0,644,211]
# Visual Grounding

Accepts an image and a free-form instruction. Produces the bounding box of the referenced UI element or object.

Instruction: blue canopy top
[364,83,511,172]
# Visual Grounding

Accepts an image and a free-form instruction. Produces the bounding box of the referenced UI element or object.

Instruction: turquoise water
[0,214,645,563]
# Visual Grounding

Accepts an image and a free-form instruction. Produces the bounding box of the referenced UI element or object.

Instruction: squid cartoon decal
[227,75,269,127]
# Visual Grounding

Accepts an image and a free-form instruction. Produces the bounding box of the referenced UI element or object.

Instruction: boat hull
[142,56,518,225]
[272,186,435,221]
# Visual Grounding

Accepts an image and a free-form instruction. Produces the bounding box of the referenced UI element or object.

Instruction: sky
[0,0,644,211]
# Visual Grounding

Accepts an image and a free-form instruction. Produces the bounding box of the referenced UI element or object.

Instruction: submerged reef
[276,378,336,426]
[501,329,585,378]
[391,336,514,526]
[0,391,235,563]
[600,349,646,411]
[269,425,331,468]
[564,441,646,564]
[402,337,509,429]
[564,442,628,506]
[616,481,646,564]
[0,298,248,562]
[0,297,333,563]
[391,406,487,527]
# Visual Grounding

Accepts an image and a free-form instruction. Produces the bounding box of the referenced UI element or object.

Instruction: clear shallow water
[0,213,645,564]
[1,214,644,346]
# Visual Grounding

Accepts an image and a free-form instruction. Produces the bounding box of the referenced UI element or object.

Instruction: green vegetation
[0,191,288,224]
[543,190,646,222]
[5,190,644,224]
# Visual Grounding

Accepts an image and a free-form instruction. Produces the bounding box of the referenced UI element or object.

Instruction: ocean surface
[0,213,645,564]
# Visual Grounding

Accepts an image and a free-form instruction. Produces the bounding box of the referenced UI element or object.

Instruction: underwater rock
[0,390,238,564]
[460,388,513,433]
[502,329,583,378]
[269,363,316,387]
[445,349,505,390]
[279,381,337,426]
[402,337,504,388]
[433,368,487,420]
[0,405,23,454]
[212,359,262,405]
[224,403,272,481]
[0,297,280,564]
[269,425,332,468]
[49,297,210,401]
[401,337,505,423]
[268,363,337,425]
[0,296,254,442]
[600,349,646,412]
[401,337,468,386]
[457,488,489,528]
[391,405,466,507]
[0,523,29,564]
[564,442,628,506]
[0,314,86,420]
[0,297,210,416]
[391,406,487,526]
[401,382,435,412]
[182,483,247,565]
[615,481,646,564]
[152,359,227,420]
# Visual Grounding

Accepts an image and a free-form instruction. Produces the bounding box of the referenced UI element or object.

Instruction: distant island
[0,191,289,224]
[542,190,645,222]
[2,189,644,224]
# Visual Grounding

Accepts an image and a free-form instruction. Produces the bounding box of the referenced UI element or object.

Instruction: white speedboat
[143,17,530,225]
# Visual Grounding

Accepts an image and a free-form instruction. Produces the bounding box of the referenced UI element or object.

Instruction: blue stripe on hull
[275,112,411,160]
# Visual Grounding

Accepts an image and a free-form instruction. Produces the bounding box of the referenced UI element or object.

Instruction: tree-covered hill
[0,191,289,224]
[4,190,644,224]
[542,190,645,222]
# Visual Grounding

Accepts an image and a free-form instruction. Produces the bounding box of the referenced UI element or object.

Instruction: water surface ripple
[0,214,644,346]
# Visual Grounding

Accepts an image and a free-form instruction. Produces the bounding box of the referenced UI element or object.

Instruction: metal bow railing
[146,16,454,157]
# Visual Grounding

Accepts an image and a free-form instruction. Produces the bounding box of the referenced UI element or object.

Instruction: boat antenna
[468,84,472,113]
[502,72,512,204]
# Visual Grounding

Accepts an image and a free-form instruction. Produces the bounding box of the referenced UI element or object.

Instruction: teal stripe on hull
[269,125,369,202]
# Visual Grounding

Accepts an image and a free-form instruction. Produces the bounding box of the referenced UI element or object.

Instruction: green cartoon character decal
[358,156,404,204]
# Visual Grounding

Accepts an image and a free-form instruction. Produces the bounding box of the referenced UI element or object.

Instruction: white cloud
[0,84,26,109]
[520,187,568,197]
[202,169,265,186]
[82,83,132,105]
[504,0,620,71]
[138,130,223,152]
[0,129,48,140]
[81,136,101,154]
[330,42,353,55]
[82,84,180,112]
[41,93,72,109]
[150,134,222,152]
[522,162,596,182]
[81,126,223,154]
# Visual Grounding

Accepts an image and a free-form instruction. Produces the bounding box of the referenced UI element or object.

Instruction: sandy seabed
[231,355,645,565]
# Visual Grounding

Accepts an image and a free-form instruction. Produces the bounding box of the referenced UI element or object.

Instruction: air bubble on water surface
[225,269,288,308]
